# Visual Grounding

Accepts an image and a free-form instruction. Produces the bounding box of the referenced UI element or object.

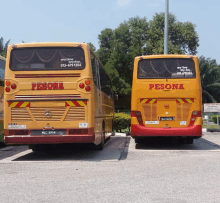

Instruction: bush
[113,113,131,133]
[211,115,220,124]
[0,121,3,143]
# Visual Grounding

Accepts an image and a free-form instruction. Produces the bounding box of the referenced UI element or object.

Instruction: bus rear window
[10,47,85,71]
[138,58,196,79]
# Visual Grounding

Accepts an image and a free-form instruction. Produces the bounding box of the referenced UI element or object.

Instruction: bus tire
[185,138,194,144]
[135,137,144,144]
[95,133,105,150]
[29,144,43,152]
[95,123,105,150]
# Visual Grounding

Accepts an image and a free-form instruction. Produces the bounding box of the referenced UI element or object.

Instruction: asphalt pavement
[0,132,220,203]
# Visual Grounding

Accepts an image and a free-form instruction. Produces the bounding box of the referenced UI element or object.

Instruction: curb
[207,128,220,132]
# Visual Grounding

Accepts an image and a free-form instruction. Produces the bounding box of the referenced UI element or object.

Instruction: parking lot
[0,131,220,203]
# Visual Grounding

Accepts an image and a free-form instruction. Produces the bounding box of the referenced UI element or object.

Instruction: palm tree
[0,37,10,58]
[199,56,220,103]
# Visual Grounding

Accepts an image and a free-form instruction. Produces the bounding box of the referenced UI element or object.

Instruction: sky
[1,0,220,63]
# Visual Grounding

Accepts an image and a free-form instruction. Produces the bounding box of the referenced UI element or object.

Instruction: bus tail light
[5,87,10,92]
[11,83,17,89]
[85,86,91,91]
[6,81,11,86]
[85,80,90,85]
[189,111,202,125]
[79,83,85,89]
[131,111,144,126]
[192,111,198,115]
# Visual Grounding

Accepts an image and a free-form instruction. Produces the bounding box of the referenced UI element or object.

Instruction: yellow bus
[131,55,202,144]
[4,42,114,150]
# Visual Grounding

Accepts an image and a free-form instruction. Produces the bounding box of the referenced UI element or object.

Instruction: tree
[0,37,10,58]
[97,13,199,110]
[97,28,114,66]
[199,56,220,103]
[146,13,199,55]
[87,42,96,52]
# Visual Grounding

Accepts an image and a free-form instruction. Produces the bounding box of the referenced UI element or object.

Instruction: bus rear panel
[131,55,202,142]
[4,43,95,145]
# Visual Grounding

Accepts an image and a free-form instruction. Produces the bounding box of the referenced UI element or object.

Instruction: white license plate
[79,123,88,128]
[145,121,159,124]
[180,121,187,125]
[8,125,26,129]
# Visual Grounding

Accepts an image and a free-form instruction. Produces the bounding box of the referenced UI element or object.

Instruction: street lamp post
[164,0,169,54]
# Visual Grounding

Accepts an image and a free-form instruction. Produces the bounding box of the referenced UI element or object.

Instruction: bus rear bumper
[131,124,202,137]
[4,134,95,145]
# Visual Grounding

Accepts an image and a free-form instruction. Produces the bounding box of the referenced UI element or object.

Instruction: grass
[202,124,220,129]
[114,127,131,133]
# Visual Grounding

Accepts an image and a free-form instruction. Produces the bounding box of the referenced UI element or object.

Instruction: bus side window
[90,52,97,86]
[99,66,111,97]
[95,58,101,90]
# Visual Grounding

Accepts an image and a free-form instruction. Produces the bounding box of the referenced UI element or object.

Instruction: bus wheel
[185,138,194,144]
[135,138,144,144]
[95,133,105,150]
[29,144,44,152]
[95,124,105,150]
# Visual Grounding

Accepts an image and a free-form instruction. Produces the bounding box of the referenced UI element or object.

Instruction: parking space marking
[0,149,32,162]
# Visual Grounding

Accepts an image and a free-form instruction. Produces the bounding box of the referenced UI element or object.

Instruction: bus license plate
[159,117,175,121]
[31,130,66,135]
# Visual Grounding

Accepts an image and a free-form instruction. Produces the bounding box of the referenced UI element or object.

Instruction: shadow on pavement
[135,137,220,150]
[12,136,129,162]
[0,145,29,160]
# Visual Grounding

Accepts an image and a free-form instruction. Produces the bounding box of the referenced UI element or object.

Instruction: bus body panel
[4,42,114,146]
[131,55,202,138]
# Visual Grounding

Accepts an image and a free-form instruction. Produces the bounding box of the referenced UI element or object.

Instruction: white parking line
[0,149,32,162]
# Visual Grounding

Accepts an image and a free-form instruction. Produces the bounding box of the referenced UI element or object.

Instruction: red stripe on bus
[15,102,24,107]
[8,102,13,107]
[72,101,81,106]
[146,99,152,103]
[65,101,70,106]
[182,98,188,103]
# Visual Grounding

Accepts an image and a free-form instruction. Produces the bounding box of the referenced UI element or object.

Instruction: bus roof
[135,54,197,60]
[8,42,90,49]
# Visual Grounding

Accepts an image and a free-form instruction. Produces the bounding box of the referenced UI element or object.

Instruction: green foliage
[199,56,220,103]
[88,42,96,52]
[0,37,10,58]
[0,52,6,58]
[146,13,199,55]
[113,113,131,133]
[211,115,220,124]
[97,13,199,110]
[0,121,3,143]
